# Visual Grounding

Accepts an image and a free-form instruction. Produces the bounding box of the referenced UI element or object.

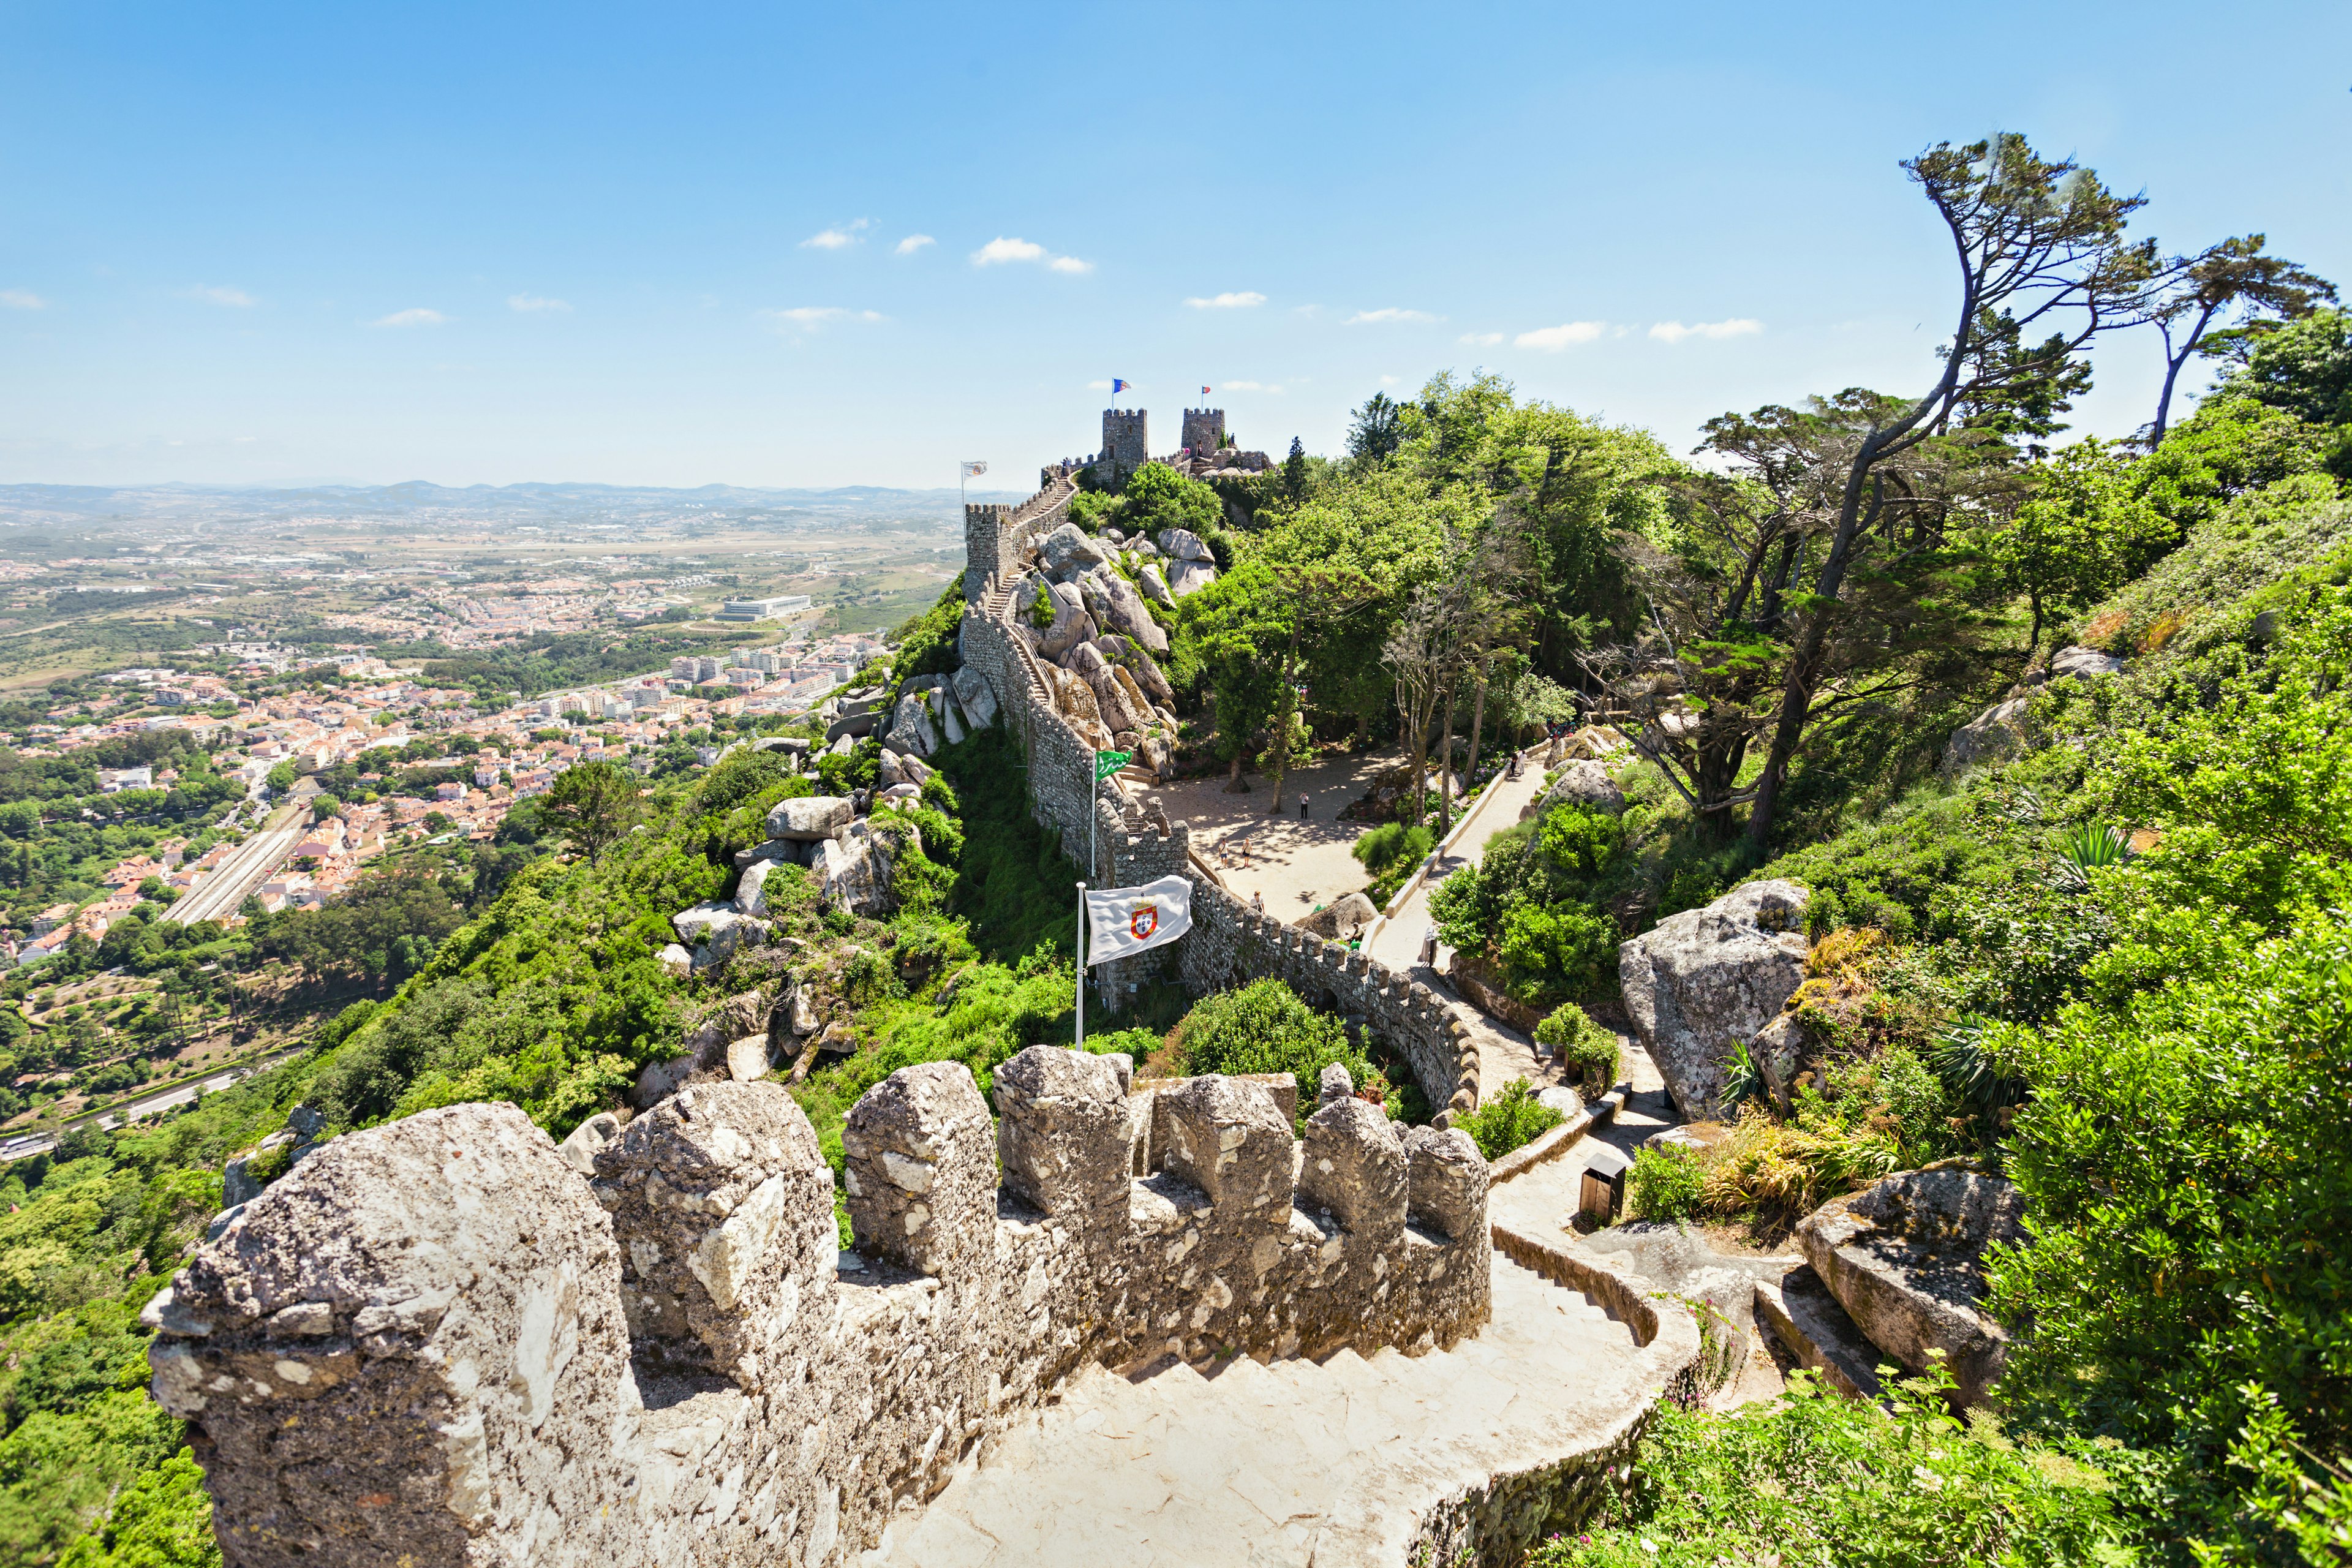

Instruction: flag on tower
[1083,875,1193,965]
[1112,378,1130,394]
[1201,385,1212,396]
[960,461,987,478]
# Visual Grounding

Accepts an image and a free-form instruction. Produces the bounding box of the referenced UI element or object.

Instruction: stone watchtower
[1181,408,1227,458]
[1100,409,1148,488]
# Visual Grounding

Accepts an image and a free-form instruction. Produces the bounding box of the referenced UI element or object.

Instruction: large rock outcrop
[1796,1167,2026,1409]
[1618,880,1809,1120]
[1519,760,1626,821]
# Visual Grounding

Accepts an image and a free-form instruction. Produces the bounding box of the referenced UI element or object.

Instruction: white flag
[1084,875,1191,965]
[961,460,988,478]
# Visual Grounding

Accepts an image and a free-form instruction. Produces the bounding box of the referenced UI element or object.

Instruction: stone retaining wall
[151,1052,1491,1568]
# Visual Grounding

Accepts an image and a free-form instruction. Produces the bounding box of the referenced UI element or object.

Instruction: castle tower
[1100,409,1148,488]
[1181,408,1227,458]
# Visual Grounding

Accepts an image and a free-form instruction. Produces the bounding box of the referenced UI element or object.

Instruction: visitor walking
[1419,924,1438,965]
[1251,889,1265,914]
[1298,791,1310,818]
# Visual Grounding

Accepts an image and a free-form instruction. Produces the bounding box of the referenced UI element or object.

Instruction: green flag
[1094,749,1133,781]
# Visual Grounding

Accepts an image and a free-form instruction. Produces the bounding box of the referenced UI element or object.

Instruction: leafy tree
[1281,436,1308,502]
[538,761,640,865]
[262,763,295,794]
[2148,235,2335,440]
[1744,134,2158,854]
[1173,979,1367,1123]
[2206,304,2352,434]
[1990,439,2168,667]
[1346,391,1404,463]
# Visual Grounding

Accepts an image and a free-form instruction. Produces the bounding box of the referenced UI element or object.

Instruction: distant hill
[0,480,1030,532]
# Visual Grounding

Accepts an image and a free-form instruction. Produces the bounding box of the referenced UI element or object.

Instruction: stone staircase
[866,1251,1663,1566]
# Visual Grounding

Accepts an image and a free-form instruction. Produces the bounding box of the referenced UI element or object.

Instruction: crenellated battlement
[149,1054,1489,1567]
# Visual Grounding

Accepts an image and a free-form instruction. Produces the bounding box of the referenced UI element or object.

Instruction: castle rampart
[148,1052,1490,1567]
[954,473,1480,1110]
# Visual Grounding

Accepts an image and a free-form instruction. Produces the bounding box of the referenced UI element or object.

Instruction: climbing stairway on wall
[864,1253,1650,1567]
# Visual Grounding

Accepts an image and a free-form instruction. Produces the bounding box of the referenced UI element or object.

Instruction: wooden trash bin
[1580,1147,1629,1224]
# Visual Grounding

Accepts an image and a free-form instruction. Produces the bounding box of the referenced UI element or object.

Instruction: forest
[1,132,2346,1566]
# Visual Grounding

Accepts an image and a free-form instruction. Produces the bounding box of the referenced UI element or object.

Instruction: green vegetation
[1456,1077,1562,1161]
[1533,1004,1618,1094]
[1532,1362,2140,1568]
[1625,1144,1702,1222]
[1166,978,1369,1125]
[408,621,728,701]
[1348,820,1431,905]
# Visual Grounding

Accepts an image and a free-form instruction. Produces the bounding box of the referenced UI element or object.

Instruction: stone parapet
[153,1052,1490,1567]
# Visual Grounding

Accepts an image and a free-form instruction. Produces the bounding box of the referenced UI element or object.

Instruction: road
[169,799,307,925]
[0,1042,309,1162]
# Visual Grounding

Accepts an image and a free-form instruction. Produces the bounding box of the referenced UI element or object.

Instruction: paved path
[867,1250,1649,1567]
[1363,754,1555,1101]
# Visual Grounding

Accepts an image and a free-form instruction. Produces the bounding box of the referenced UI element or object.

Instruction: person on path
[1419,924,1438,965]
[1251,889,1266,915]
[1298,791,1310,818]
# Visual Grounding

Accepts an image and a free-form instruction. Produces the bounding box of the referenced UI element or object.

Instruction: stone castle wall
[959,470,1478,1115]
[1099,408,1149,486]
[151,1052,1491,1568]
[960,475,1076,602]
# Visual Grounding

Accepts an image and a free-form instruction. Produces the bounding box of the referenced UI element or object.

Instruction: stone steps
[863,1253,1653,1567]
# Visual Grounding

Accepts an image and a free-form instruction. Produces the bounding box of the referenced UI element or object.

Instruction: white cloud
[971,236,1091,273]
[1087,379,1114,390]
[1186,291,1265,309]
[1220,380,1284,393]
[1,290,47,310]
[1458,331,1504,346]
[894,234,935,255]
[801,219,872,251]
[508,293,571,312]
[1347,307,1439,325]
[758,306,886,332]
[1515,320,1607,350]
[1379,375,1401,386]
[1649,317,1762,342]
[370,307,447,328]
[183,285,254,307]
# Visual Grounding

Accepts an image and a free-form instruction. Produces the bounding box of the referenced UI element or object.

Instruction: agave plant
[2054,822,2131,890]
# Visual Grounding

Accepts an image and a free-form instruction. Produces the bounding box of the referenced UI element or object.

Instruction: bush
[1350,821,1433,904]
[1173,979,1368,1121]
[1457,1077,1563,1160]
[1627,1145,1702,1221]
[1529,1360,2140,1568]
[1534,1005,1619,1093]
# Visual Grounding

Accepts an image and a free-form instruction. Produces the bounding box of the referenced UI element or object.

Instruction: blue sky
[2,0,2346,490]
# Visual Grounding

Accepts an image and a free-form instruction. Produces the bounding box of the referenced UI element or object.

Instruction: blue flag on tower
[1112,378,1129,394]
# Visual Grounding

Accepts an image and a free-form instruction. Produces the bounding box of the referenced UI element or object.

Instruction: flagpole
[1074,880,1087,1051]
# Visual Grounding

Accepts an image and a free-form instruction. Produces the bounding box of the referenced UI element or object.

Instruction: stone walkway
[865,1251,1651,1567]
[1362,753,1555,1101]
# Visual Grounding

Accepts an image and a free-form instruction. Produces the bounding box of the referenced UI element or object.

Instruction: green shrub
[1174,979,1368,1121]
[1351,821,1433,904]
[1530,1360,2140,1568]
[1457,1077,1564,1161]
[1627,1145,1702,1221]
[1534,1005,1619,1093]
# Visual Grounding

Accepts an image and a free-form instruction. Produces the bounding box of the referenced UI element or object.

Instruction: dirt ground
[1145,748,1406,917]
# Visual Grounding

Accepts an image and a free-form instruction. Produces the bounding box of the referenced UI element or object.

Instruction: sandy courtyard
[1142,748,1405,918]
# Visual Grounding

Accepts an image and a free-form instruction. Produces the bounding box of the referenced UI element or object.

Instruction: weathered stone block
[842,1060,995,1277]
[1154,1075,1292,1221]
[1402,1124,1487,1243]
[1300,1098,1406,1242]
[992,1047,1130,1237]
[152,1103,632,1568]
